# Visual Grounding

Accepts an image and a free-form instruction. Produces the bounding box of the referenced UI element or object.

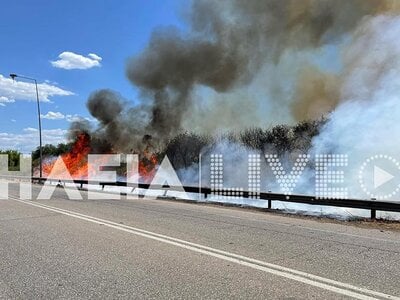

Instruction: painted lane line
[9,198,400,300]
[78,188,400,245]
[27,185,400,245]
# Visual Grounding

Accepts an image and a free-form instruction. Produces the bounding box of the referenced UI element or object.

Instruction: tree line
[1,118,326,172]
[0,143,73,171]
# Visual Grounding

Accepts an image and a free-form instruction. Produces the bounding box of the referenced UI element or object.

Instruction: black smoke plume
[70,0,399,152]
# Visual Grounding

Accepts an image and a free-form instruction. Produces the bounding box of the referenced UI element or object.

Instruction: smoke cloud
[73,0,400,153]
[291,65,340,121]
[61,1,400,219]
[311,15,400,197]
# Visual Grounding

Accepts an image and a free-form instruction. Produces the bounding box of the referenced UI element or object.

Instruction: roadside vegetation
[1,118,326,173]
[163,118,326,170]
[0,150,21,171]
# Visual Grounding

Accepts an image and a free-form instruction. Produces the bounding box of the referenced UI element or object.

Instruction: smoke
[128,0,400,130]
[311,15,400,196]
[87,90,123,125]
[72,1,400,176]
[291,65,340,121]
[70,89,150,153]
[70,0,400,153]
[61,2,400,219]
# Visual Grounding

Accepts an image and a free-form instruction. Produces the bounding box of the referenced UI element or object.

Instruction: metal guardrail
[26,176,400,220]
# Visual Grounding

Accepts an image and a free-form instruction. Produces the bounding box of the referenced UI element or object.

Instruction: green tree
[0,150,21,171]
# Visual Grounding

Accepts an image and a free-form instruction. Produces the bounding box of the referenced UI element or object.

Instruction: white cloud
[0,128,67,153]
[88,53,101,61]
[0,96,16,107]
[23,127,39,133]
[65,114,79,122]
[0,74,74,104]
[40,111,96,123]
[0,96,15,103]
[51,51,102,70]
[41,111,65,120]
[65,114,95,123]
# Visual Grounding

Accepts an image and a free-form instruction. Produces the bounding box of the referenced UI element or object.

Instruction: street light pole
[34,79,43,179]
[10,74,43,178]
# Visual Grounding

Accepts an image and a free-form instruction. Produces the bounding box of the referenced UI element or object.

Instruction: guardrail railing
[21,176,400,220]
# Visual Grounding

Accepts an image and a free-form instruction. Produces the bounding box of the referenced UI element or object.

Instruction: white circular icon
[358,155,400,200]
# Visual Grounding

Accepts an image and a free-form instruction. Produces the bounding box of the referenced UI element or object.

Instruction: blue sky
[0,0,185,152]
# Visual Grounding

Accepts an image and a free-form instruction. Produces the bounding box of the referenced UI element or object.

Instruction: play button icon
[359,155,400,199]
[374,165,394,189]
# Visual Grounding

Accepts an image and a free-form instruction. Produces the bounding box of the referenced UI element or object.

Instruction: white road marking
[27,183,400,244]
[9,197,400,300]
[149,197,398,244]
[101,189,400,245]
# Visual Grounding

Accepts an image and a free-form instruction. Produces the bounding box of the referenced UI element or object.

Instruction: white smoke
[178,15,400,220]
[309,15,400,219]
[312,15,400,195]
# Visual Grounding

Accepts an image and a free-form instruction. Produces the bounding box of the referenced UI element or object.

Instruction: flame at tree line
[41,133,158,183]
[31,0,400,193]
[32,119,325,187]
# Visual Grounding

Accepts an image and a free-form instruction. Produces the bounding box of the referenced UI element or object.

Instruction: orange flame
[43,133,91,179]
[43,133,158,182]
[139,151,158,183]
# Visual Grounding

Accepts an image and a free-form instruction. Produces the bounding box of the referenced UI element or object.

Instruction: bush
[32,143,72,161]
[163,132,211,169]
[0,150,21,171]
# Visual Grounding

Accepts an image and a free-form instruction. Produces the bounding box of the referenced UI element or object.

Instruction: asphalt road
[1,184,400,299]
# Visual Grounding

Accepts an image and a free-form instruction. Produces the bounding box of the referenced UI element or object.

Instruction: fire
[139,151,158,183]
[43,133,91,179]
[43,133,158,182]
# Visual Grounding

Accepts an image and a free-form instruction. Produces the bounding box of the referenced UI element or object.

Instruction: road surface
[1,184,400,299]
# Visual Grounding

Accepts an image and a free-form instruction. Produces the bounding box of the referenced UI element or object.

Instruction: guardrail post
[371,209,376,220]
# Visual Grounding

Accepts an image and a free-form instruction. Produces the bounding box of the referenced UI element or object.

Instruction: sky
[0,0,185,153]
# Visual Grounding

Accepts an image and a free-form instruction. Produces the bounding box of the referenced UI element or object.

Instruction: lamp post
[10,74,43,178]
